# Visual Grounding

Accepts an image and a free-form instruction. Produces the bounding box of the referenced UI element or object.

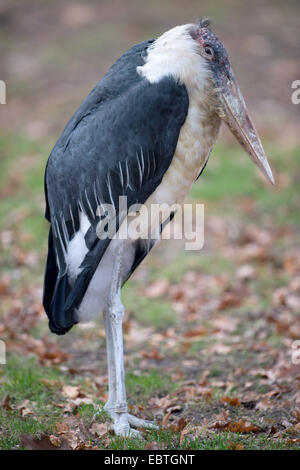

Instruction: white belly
[146,102,221,208]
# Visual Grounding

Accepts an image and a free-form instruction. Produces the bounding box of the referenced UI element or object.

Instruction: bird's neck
[138,24,221,205]
[137,24,212,92]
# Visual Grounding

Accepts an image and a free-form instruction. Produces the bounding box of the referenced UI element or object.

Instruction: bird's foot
[113,421,142,438]
[104,402,157,437]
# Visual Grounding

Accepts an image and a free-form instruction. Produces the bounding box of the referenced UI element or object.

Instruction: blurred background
[0,0,299,450]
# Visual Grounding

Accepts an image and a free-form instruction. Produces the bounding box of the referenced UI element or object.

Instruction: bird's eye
[204,46,214,58]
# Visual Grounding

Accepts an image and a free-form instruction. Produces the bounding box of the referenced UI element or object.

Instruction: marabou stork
[43,19,274,436]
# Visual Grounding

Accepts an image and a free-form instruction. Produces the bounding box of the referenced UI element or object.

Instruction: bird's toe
[127,414,158,430]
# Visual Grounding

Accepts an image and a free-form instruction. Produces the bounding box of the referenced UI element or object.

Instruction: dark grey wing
[43,44,188,335]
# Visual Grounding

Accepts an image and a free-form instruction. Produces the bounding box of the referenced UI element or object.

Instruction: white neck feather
[137,24,212,97]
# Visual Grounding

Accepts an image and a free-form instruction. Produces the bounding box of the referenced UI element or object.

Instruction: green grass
[0,355,64,449]
[76,402,108,424]
[0,410,53,450]
[0,133,51,256]
[149,249,235,284]
[126,370,176,404]
[189,338,216,354]
[0,336,298,450]
[122,283,176,327]
[104,428,299,451]
[1,355,61,402]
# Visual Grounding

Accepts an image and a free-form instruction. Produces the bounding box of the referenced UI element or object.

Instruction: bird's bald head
[138,20,274,184]
[190,19,274,185]
[190,18,230,76]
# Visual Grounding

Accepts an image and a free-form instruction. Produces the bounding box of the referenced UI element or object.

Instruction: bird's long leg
[93,312,118,422]
[103,239,157,436]
[103,311,117,413]
[104,239,130,435]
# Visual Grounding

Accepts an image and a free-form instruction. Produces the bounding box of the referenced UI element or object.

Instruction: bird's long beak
[218,71,274,185]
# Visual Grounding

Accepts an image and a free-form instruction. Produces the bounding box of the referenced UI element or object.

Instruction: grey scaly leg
[103,239,157,436]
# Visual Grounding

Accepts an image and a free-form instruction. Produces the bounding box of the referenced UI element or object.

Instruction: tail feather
[43,227,77,335]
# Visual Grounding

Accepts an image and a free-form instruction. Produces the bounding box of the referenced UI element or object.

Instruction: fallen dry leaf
[49,435,62,447]
[199,370,210,386]
[180,426,190,444]
[141,348,164,360]
[170,417,188,433]
[55,421,70,434]
[62,385,80,399]
[40,378,61,388]
[89,422,108,438]
[288,438,300,444]
[228,442,244,450]
[0,276,10,295]
[1,394,13,411]
[212,418,261,434]
[17,400,34,418]
[183,327,206,338]
[145,441,161,450]
[162,410,172,427]
[218,291,242,310]
[240,243,270,262]
[292,409,300,423]
[20,434,70,450]
[220,396,241,407]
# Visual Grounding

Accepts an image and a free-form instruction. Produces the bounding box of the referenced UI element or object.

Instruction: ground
[0,0,299,450]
